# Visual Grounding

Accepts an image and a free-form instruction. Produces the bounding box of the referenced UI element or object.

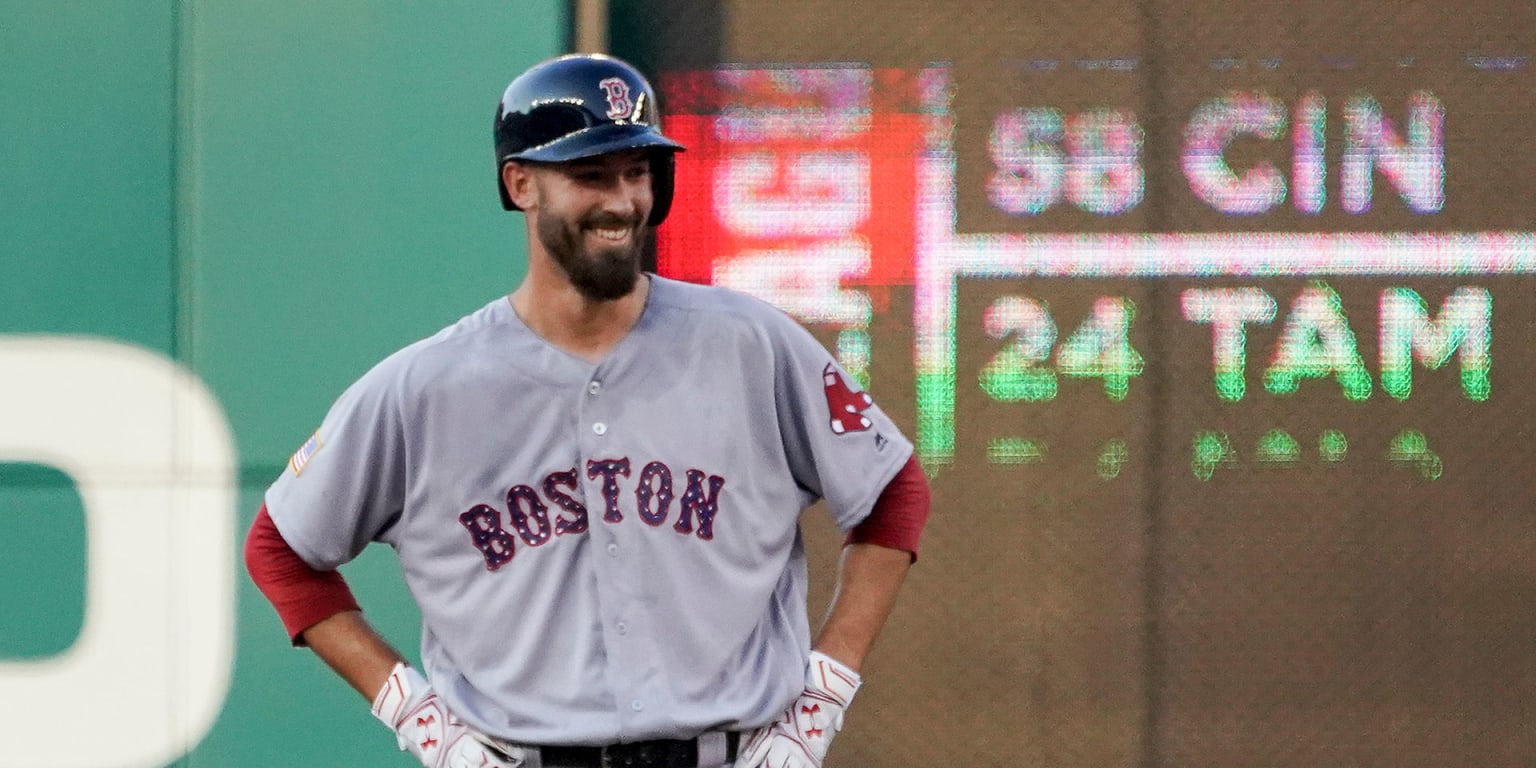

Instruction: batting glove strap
[804,650,861,708]
[372,663,429,731]
[372,663,446,757]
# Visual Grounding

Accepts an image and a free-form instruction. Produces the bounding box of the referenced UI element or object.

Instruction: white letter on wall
[0,336,236,768]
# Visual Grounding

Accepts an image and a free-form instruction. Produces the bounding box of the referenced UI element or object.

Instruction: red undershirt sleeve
[243,504,361,646]
[845,454,931,561]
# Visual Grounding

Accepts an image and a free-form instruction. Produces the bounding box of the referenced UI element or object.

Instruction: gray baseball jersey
[265,275,912,746]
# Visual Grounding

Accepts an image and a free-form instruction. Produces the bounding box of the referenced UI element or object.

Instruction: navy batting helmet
[494,53,686,225]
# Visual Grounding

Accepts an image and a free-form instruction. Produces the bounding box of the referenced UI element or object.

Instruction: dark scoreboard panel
[615,2,1536,765]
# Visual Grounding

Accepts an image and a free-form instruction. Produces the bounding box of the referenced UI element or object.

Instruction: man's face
[531,149,655,301]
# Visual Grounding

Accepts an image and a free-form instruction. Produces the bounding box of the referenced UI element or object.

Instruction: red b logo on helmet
[599,77,634,120]
[822,364,874,434]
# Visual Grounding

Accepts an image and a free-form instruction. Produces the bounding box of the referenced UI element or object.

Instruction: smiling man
[514,147,656,303]
[245,53,930,768]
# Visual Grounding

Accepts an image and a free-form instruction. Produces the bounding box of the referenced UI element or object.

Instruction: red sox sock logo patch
[822,363,874,434]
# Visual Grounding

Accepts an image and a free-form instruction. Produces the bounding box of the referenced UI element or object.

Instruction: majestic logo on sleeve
[822,363,874,434]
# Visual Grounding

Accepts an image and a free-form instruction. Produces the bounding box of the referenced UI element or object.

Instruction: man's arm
[812,542,914,672]
[243,505,405,700]
[814,453,930,670]
[301,610,409,701]
[737,456,929,767]
[246,508,529,767]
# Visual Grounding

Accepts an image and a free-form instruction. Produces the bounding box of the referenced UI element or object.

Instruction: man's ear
[501,161,538,211]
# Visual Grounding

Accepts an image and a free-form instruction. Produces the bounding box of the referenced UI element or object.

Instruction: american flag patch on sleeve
[289,431,322,475]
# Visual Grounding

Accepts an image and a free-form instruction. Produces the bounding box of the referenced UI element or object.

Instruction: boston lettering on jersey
[457,456,727,570]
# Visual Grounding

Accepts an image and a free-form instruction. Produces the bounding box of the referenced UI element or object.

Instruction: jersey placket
[575,368,665,736]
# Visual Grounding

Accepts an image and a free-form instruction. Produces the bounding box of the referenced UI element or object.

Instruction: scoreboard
[615,1,1536,766]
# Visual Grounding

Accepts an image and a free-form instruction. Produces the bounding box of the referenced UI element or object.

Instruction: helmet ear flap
[648,152,676,227]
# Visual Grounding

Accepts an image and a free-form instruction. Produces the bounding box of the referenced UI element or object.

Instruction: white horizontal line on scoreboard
[937,232,1536,278]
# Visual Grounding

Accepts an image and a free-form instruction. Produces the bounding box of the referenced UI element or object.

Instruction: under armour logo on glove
[372,663,531,768]
[739,651,862,768]
[413,712,441,750]
[800,703,824,739]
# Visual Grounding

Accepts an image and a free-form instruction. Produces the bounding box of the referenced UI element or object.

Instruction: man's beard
[538,211,647,302]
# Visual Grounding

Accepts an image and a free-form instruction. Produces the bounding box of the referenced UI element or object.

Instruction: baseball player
[245,52,930,768]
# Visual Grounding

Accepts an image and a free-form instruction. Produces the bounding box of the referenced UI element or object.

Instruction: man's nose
[601,177,649,217]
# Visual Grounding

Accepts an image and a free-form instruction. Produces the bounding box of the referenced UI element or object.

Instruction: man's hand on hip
[739,651,862,768]
[372,662,531,768]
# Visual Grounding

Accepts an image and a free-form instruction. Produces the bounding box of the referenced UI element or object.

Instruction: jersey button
[616,621,628,634]
[630,700,644,711]
[592,422,607,435]
[588,381,601,395]
[606,542,619,556]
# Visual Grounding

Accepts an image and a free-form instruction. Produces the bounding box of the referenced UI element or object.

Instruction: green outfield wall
[0,3,565,765]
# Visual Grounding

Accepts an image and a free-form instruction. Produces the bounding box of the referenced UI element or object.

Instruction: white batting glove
[371,662,530,768]
[739,651,862,768]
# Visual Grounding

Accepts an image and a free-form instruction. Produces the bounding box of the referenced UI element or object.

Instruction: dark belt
[539,731,740,768]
